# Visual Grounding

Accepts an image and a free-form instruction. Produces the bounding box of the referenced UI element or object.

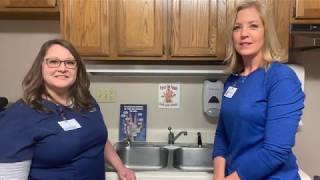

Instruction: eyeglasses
[45,58,77,69]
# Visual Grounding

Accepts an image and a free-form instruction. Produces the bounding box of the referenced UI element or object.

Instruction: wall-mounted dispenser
[203,80,223,117]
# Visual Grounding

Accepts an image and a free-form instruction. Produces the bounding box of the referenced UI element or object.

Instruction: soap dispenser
[203,80,223,117]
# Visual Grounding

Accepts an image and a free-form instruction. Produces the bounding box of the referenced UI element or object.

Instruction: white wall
[0,20,60,99]
[0,20,319,177]
[291,51,320,178]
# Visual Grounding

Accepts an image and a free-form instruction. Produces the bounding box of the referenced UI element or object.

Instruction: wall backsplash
[90,76,218,127]
[90,76,218,143]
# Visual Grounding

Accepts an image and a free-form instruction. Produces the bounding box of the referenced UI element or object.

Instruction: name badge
[58,118,82,131]
[224,86,237,98]
[89,107,97,112]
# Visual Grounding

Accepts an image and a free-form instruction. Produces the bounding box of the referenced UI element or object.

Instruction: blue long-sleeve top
[213,62,305,180]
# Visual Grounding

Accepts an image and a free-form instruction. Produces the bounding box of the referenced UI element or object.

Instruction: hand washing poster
[158,83,180,108]
[119,104,147,142]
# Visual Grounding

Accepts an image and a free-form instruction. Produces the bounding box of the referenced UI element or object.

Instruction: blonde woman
[212,1,304,179]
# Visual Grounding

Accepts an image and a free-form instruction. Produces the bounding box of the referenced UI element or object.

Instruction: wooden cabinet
[60,0,292,60]
[267,0,291,53]
[169,0,226,59]
[61,0,227,61]
[294,0,320,19]
[60,0,110,56]
[0,0,59,19]
[291,0,320,24]
[227,0,290,53]
[115,0,226,60]
[116,0,164,57]
[61,0,165,59]
[3,0,56,8]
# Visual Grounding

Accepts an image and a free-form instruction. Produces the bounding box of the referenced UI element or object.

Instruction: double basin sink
[106,142,213,172]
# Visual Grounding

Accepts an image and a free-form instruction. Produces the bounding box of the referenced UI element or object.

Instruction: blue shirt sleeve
[236,67,305,179]
[213,114,229,158]
[0,101,43,163]
[213,76,233,158]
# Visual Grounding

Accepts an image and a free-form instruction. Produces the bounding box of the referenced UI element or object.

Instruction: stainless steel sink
[115,142,169,170]
[172,144,213,171]
[106,142,214,172]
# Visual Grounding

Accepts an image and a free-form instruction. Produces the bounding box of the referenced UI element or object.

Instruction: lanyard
[57,105,67,120]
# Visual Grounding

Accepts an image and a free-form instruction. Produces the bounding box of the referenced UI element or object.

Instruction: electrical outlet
[108,88,117,102]
[94,88,117,103]
[94,88,106,102]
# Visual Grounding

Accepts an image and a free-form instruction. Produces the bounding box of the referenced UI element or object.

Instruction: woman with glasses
[0,39,136,180]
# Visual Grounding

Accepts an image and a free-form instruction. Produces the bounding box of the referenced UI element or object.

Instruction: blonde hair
[225,0,287,74]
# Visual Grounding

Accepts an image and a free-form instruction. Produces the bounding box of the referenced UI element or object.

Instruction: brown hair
[22,39,93,112]
[225,0,287,74]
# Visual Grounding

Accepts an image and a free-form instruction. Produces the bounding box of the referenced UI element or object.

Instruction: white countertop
[106,169,311,180]
[106,171,213,180]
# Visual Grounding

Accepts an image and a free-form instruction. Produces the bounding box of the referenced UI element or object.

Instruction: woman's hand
[213,156,226,180]
[213,177,224,180]
[117,166,136,180]
[225,171,240,180]
[104,140,136,180]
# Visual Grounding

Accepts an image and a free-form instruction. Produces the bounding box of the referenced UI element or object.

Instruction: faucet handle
[168,126,174,144]
[197,132,203,148]
[123,135,133,146]
[168,126,174,135]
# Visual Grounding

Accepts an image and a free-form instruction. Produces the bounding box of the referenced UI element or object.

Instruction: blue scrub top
[0,99,108,180]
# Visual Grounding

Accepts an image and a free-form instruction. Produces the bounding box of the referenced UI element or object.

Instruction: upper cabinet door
[295,0,320,19]
[266,0,290,53]
[4,0,56,8]
[170,0,226,58]
[60,0,110,56]
[116,0,164,57]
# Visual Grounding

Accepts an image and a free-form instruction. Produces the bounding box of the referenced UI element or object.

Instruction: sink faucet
[168,126,187,144]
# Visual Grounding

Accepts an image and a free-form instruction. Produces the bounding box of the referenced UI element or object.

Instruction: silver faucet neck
[167,126,187,144]
[173,131,188,142]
